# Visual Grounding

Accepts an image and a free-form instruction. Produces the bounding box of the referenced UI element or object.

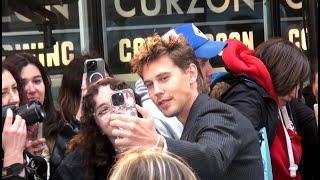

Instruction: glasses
[95,105,111,118]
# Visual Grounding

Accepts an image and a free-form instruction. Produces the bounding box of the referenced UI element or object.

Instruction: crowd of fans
[2,23,318,180]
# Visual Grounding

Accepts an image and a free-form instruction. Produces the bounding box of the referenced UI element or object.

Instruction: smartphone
[84,58,106,84]
[110,89,137,117]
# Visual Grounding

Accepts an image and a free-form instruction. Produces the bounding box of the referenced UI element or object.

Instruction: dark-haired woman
[4,53,64,178]
[52,78,137,180]
[4,53,64,152]
[51,54,112,174]
[2,61,47,179]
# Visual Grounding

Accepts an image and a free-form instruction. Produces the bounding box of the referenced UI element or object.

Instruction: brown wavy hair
[67,77,135,179]
[130,33,208,94]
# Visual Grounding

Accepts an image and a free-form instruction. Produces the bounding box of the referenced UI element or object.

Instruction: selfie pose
[52,55,112,174]
[109,34,263,179]
[52,78,138,180]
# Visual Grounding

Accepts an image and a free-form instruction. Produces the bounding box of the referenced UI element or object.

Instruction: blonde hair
[108,147,197,180]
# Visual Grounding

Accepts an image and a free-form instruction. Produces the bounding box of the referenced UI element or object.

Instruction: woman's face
[94,85,116,143]
[2,70,20,107]
[278,85,300,107]
[20,64,46,104]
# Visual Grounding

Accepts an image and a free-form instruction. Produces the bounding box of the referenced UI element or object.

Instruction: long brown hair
[254,38,310,96]
[57,54,113,123]
[67,78,133,179]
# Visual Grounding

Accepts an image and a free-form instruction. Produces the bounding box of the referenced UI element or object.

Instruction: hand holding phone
[110,88,137,153]
[84,58,106,85]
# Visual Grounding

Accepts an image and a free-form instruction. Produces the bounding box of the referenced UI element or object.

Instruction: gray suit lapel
[180,94,210,140]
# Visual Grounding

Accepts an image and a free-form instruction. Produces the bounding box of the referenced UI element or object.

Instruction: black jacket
[50,118,80,176]
[288,100,319,180]
[51,148,110,180]
[212,75,279,145]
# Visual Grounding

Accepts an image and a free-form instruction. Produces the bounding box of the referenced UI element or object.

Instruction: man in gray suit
[109,33,263,179]
[134,23,227,140]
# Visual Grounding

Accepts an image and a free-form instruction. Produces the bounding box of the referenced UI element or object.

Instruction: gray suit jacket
[165,94,264,180]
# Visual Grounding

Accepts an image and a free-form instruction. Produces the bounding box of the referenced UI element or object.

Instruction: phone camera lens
[112,93,125,106]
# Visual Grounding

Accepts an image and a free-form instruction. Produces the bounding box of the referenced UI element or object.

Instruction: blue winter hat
[163,23,227,59]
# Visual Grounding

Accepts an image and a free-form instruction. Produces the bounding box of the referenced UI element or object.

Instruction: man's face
[198,59,215,86]
[142,55,198,121]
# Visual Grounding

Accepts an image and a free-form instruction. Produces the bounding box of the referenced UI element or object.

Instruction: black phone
[84,58,106,84]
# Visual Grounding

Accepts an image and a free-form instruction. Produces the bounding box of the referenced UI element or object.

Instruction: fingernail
[6,108,13,117]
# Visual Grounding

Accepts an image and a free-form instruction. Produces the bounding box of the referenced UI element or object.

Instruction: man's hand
[2,109,27,167]
[109,104,163,151]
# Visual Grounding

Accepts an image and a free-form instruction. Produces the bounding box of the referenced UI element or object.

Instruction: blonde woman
[109,147,197,180]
